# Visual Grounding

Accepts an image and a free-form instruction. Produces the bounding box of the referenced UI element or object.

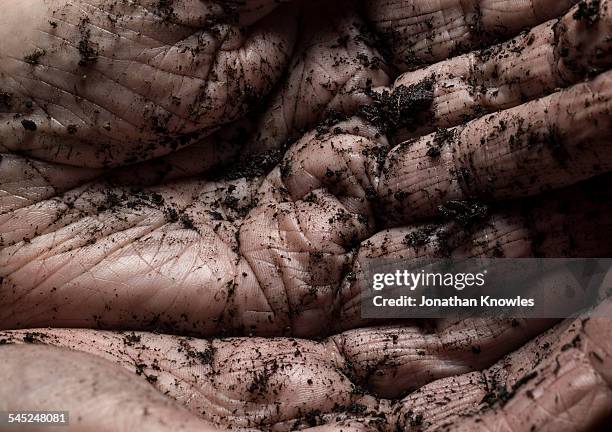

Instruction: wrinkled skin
[0,0,297,167]
[1,0,612,431]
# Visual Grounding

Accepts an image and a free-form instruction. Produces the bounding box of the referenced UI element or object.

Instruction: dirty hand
[1,0,611,431]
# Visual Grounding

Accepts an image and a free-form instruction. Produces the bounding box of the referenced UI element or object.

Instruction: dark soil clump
[208,147,285,181]
[437,200,489,228]
[21,119,37,131]
[0,91,12,109]
[78,18,99,66]
[24,49,46,65]
[360,78,434,133]
[573,0,600,25]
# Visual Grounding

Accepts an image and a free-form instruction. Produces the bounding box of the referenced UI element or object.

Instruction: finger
[430,301,612,431]
[336,176,612,331]
[454,176,612,258]
[331,317,555,399]
[378,70,612,222]
[0,328,389,430]
[362,0,579,70]
[386,0,612,140]
[0,0,297,167]
[241,0,392,157]
[351,300,612,431]
[0,344,218,432]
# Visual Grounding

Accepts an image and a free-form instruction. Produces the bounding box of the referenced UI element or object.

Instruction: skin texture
[0,302,610,430]
[0,0,297,167]
[0,0,611,430]
[2,113,610,336]
[386,1,612,140]
[378,71,612,222]
[362,0,580,70]
[0,344,219,432]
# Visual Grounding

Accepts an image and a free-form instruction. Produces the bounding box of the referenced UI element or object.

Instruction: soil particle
[314,110,350,138]
[573,0,600,25]
[208,147,285,181]
[304,409,323,427]
[164,206,179,223]
[248,367,272,395]
[150,192,164,206]
[360,78,434,132]
[196,347,216,365]
[123,332,141,346]
[155,0,178,21]
[481,371,538,407]
[22,332,47,343]
[543,127,569,166]
[403,410,424,427]
[24,49,46,65]
[347,403,367,414]
[179,340,217,366]
[433,127,457,147]
[426,146,441,157]
[356,52,384,70]
[135,363,146,376]
[0,92,12,108]
[437,200,489,228]
[78,18,99,66]
[403,225,438,248]
[179,213,197,231]
[146,374,158,383]
[561,334,582,351]
[21,119,37,131]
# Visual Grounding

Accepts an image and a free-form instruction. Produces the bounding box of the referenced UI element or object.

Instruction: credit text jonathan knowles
[371,269,535,308]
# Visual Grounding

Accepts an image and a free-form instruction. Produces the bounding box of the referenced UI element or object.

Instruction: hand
[2,302,612,431]
[1,0,611,430]
[0,0,297,167]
